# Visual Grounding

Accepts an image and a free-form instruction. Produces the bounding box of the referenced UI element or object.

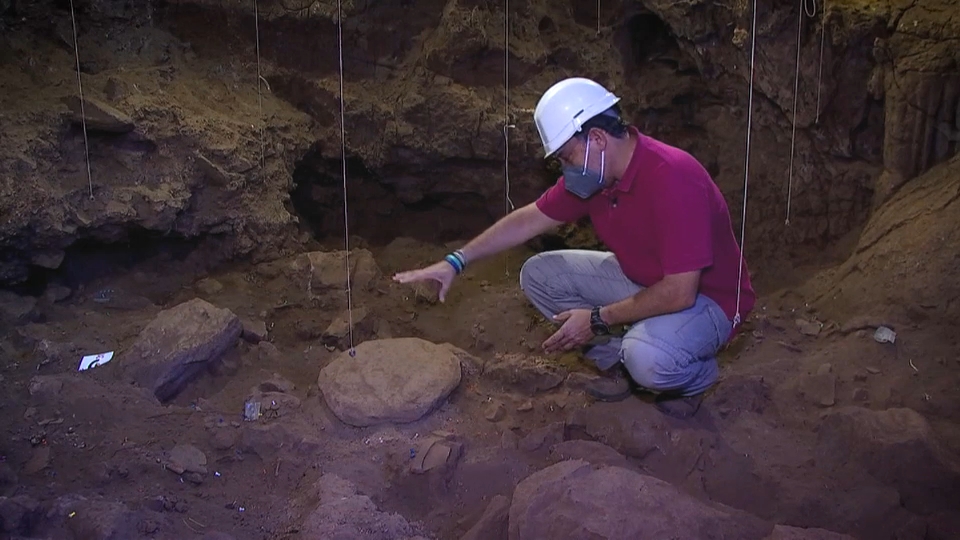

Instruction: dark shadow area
[621,11,681,68]
[289,148,498,247]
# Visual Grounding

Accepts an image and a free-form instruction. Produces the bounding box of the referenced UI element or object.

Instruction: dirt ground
[2,228,960,539]
[1,0,959,539]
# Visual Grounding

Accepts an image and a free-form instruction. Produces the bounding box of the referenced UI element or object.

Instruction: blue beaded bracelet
[444,254,463,274]
[444,249,467,274]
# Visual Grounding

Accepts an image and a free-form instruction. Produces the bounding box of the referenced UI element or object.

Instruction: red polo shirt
[535,127,756,329]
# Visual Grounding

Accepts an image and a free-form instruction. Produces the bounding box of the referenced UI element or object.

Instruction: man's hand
[392,261,457,302]
[542,308,594,353]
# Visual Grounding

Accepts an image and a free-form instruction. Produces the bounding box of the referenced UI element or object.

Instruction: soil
[1,0,959,539]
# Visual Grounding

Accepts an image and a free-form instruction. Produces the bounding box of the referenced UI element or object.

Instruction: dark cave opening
[289,148,499,248]
[620,11,681,68]
[2,227,209,306]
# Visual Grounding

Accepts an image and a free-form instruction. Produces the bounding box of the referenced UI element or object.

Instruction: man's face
[552,130,603,174]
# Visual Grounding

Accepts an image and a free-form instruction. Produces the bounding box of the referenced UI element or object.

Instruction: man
[393,77,755,419]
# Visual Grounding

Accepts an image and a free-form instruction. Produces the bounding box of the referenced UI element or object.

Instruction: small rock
[196,154,235,186]
[817,363,832,375]
[866,367,881,375]
[44,284,72,303]
[796,319,822,337]
[28,376,63,400]
[0,291,38,325]
[62,95,135,133]
[517,399,534,412]
[485,401,506,422]
[519,422,565,452]
[485,353,565,394]
[195,278,223,296]
[258,374,295,393]
[258,341,282,362]
[321,306,369,344]
[165,444,207,475]
[802,373,836,407]
[241,319,268,343]
[30,249,64,270]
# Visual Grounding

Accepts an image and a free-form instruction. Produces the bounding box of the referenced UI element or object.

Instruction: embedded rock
[816,406,960,513]
[122,298,242,402]
[317,337,462,427]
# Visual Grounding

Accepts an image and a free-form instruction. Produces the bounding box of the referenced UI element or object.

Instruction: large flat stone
[317,337,462,427]
[122,298,241,401]
[508,460,774,540]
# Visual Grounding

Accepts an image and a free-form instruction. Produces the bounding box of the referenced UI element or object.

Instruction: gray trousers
[519,250,732,397]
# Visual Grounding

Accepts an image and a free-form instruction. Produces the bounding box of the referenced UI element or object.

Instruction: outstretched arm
[393,202,563,301]
[459,202,563,264]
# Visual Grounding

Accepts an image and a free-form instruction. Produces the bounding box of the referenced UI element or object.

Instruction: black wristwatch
[590,306,610,335]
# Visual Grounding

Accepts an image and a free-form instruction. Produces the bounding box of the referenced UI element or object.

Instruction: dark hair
[573,104,629,141]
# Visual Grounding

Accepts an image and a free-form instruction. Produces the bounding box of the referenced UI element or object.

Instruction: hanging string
[785,0,818,226]
[503,0,515,277]
[255,0,265,167]
[596,0,601,35]
[336,0,356,357]
[69,0,94,200]
[815,2,826,124]
[733,0,759,328]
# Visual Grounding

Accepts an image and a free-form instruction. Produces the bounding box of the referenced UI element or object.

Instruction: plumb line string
[733,0,759,328]
[337,0,356,356]
[69,0,94,200]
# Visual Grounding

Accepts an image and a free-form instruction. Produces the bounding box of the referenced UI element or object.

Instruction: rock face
[122,298,242,401]
[816,406,960,513]
[1,0,957,285]
[764,525,855,540]
[298,474,428,539]
[317,337,462,427]
[507,460,774,540]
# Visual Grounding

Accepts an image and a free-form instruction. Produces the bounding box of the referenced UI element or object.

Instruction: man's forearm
[599,280,693,326]
[459,204,558,264]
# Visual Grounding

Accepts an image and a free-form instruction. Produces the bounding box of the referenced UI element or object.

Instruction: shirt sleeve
[650,164,714,275]
[535,177,589,223]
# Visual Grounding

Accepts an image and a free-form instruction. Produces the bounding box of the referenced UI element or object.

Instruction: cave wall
[0,0,957,286]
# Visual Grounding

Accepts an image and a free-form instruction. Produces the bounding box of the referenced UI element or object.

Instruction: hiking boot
[573,364,632,402]
[654,392,704,420]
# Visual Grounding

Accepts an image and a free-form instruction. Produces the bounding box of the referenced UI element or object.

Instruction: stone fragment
[293,249,381,292]
[485,400,506,422]
[122,298,241,401]
[485,353,564,394]
[316,338,462,427]
[164,444,207,475]
[796,318,822,336]
[62,95,135,133]
[241,318,268,343]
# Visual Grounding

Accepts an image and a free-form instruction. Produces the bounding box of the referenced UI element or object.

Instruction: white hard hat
[533,77,621,158]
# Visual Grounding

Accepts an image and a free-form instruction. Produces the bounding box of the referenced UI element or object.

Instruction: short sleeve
[535,177,589,223]
[650,164,714,274]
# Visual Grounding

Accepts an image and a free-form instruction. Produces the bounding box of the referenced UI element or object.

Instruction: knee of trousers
[518,252,554,292]
[620,338,686,391]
